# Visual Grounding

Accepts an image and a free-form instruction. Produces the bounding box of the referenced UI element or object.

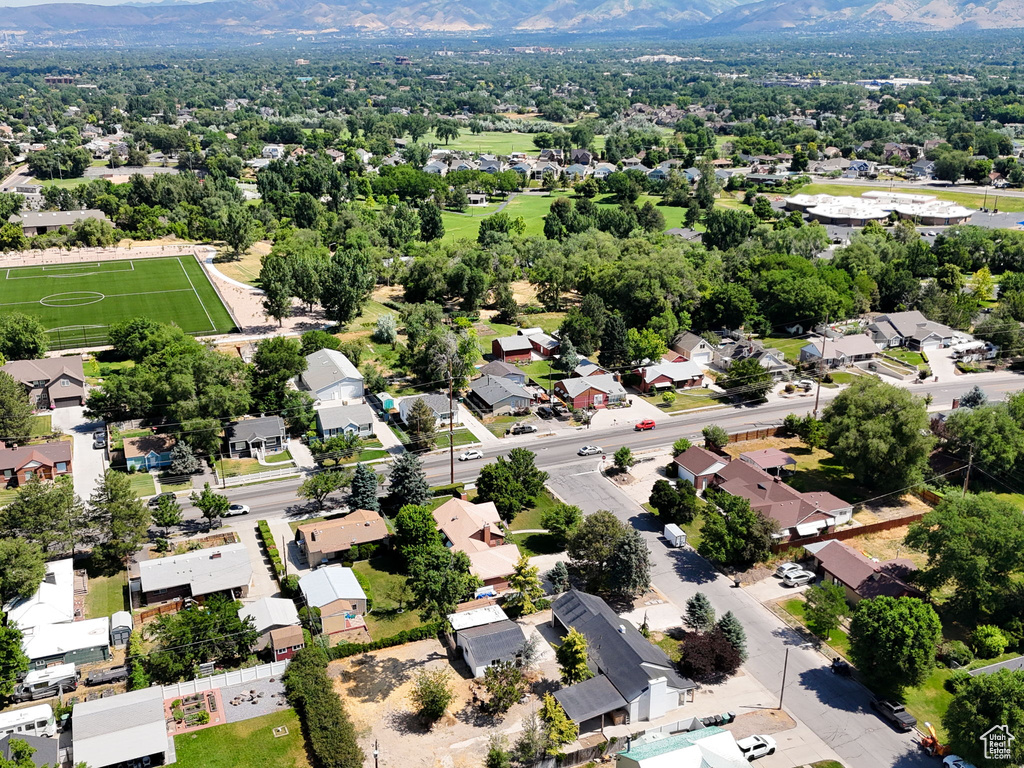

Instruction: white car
[578,445,602,456]
[782,569,816,587]
[775,562,802,578]
[458,449,483,461]
[737,734,777,760]
[943,757,978,768]
[223,504,250,517]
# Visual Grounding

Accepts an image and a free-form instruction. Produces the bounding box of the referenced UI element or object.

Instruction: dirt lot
[839,525,928,569]
[330,632,559,768]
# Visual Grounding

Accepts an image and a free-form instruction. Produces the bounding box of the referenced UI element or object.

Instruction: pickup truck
[86,666,129,686]
[870,698,917,731]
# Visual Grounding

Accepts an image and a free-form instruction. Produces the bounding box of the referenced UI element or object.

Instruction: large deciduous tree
[943,669,1024,768]
[698,491,776,569]
[803,581,847,640]
[0,475,90,556]
[567,510,628,592]
[407,545,480,623]
[251,336,306,412]
[848,596,942,696]
[0,312,49,361]
[475,449,548,523]
[297,471,349,511]
[0,371,33,443]
[0,539,46,606]
[718,357,773,401]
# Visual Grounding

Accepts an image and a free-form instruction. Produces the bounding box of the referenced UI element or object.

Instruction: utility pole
[448,358,455,485]
[962,445,974,497]
[812,315,829,418]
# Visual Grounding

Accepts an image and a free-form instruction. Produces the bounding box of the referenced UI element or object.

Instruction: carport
[553,675,629,733]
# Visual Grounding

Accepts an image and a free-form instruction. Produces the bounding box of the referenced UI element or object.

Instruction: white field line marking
[177,257,216,333]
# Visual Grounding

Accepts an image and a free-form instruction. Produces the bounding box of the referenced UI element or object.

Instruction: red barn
[492,336,533,363]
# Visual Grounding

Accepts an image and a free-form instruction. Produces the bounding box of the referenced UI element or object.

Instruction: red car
[635,419,656,431]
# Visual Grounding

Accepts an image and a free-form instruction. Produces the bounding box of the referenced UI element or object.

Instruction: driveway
[235,522,280,601]
[927,348,960,384]
[51,405,106,500]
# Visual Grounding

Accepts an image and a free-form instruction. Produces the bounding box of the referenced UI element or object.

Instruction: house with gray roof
[239,596,301,650]
[398,394,459,427]
[72,687,171,768]
[1,355,86,409]
[1,734,57,768]
[300,348,364,402]
[468,375,534,415]
[224,415,286,458]
[315,402,375,438]
[554,374,626,410]
[868,310,958,351]
[133,542,252,606]
[11,209,108,236]
[478,360,527,385]
[552,590,696,731]
[456,619,527,677]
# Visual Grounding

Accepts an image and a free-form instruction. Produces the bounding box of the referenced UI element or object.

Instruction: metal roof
[301,349,363,394]
[137,542,252,596]
[448,605,508,632]
[299,566,366,609]
[12,209,107,229]
[72,687,168,768]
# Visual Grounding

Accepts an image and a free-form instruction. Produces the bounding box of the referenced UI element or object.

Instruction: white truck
[663,523,687,547]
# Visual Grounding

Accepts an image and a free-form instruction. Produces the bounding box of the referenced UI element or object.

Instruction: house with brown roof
[296,509,389,566]
[739,448,797,476]
[0,442,72,488]
[805,540,923,603]
[432,497,521,588]
[1,356,85,409]
[673,446,727,492]
[123,435,176,471]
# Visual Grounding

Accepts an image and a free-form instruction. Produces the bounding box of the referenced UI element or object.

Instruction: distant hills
[2,0,1023,42]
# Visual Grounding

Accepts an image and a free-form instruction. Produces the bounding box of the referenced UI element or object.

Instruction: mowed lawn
[174,710,309,768]
[0,256,236,348]
[795,183,1024,213]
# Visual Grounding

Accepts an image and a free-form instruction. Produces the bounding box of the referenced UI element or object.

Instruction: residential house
[0,442,72,489]
[528,333,560,357]
[492,335,534,363]
[570,149,594,165]
[238,597,301,651]
[554,374,626,410]
[633,361,705,393]
[300,348,364,402]
[564,163,590,180]
[671,331,715,365]
[551,590,696,731]
[10,209,109,237]
[315,403,375,438]
[739,448,796,476]
[479,158,503,174]
[673,446,727,492]
[432,497,522,588]
[5,559,75,631]
[299,566,367,618]
[72,687,172,768]
[23,617,110,669]
[621,157,643,169]
[593,163,617,179]
[2,355,86,409]
[123,435,175,471]
[805,539,923,603]
[868,310,957,351]
[571,358,610,378]
[531,161,561,180]
[223,416,287,459]
[468,375,534,415]
[449,606,526,677]
[713,339,793,379]
[478,360,527,385]
[133,542,253,606]
[1,734,57,768]
[270,625,305,661]
[799,335,879,367]
[296,508,389,566]
[646,165,671,181]
[262,144,285,159]
[665,227,702,242]
[538,149,564,163]
[616,727,748,768]
[910,159,935,178]
[423,160,448,175]
[354,148,373,165]
[398,394,460,427]
[510,160,534,177]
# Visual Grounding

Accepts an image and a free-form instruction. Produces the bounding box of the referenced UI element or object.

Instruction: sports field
[0,256,237,349]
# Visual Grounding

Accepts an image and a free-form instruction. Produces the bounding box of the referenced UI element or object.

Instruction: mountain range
[2,0,1023,41]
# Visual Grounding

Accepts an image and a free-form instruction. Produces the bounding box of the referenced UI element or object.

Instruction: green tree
[718,357,773,400]
[943,669,1024,768]
[971,625,1008,658]
[607,529,651,596]
[597,312,628,369]
[386,451,430,509]
[626,327,668,365]
[556,627,594,685]
[251,336,306,411]
[803,581,847,639]
[0,539,45,606]
[613,445,636,471]
[404,397,437,452]
[410,669,454,722]
[567,510,628,592]
[0,371,33,443]
[407,545,480,622]
[944,404,1024,471]
[258,253,293,326]
[0,312,49,360]
[297,471,349,511]
[672,438,692,456]
[151,494,183,537]
[905,492,1024,615]
[848,596,942,696]
[0,475,90,556]
[553,338,580,374]
[90,470,151,564]
[223,204,258,256]
[702,425,729,450]
[483,662,527,714]
[393,503,442,565]
[698,491,776,568]
[716,611,747,661]
[435,120,461,145]
[685,592,716,631]
[539,694,578,755]
[822,378,934,492]
[546,561,571,593]
[167,441,201,476]
[702,208,755,250]
[419,200,445,242]
[0,623,28,698]
[0,222,27,251]
[348,463,379,511]
[506,554,544,615]
[300,329,342,356]
[541,503,582,549]
[190,481,231,528]
[476,449,548,522]
[485,735,513,768]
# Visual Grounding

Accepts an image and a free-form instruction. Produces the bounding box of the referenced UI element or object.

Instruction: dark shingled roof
[458,620,525,662]
[553,674,628,722]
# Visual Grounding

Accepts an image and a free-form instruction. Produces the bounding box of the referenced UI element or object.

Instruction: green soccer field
[0,256,237,349]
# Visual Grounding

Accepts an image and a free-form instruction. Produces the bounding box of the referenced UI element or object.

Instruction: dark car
[537,406,554,419]
[870,698,917,731]
[552,404,570,420]
[148,492,176,508]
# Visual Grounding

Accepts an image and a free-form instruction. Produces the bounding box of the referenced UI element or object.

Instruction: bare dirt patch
[840,525,928,569]
[723,709,796,740]
[510,280,539,305]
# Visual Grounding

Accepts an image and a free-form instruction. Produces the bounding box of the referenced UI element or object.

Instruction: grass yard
[215,457,271,477]
[158,477,194,494]
[210,241,270,286]
[781,597,851,656]
[263,449,294,464]
[0,256,236,349]
[508,488,561,532]
[784,446,867,503]
[510,531,561,557]
[174,710,309,768]
[886,349,926,367]
[84,571,128,619]
[764,334,811,360]
[795,182,1024,214]
[352,556,424,638]
[425,128,545,156]
[639,389,727,413]
[521,360,565,392]
[654,634,683,663]
[123,471,156,498]
[28,415,52,437]
[0,488,18,505]
[828,372,860,385]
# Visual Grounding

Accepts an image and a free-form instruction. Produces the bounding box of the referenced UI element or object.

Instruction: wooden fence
[723,426,781,444]
[771,511,929,554]
[138,599,183,624]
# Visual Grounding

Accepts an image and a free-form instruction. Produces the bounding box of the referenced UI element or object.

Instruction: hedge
[327,622,441,660]
[257,519,288,585]
[126,629,150,690]
[430,482,465,498]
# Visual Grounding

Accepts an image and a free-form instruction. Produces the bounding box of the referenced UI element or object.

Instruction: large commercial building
[784,191,974,227]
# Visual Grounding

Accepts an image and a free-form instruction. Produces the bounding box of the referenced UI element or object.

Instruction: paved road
[546,463,935,768]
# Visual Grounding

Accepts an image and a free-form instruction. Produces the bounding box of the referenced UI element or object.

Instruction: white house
[300,349,364,402]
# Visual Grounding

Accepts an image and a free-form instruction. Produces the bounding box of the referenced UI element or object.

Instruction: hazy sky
[0,0,204,5]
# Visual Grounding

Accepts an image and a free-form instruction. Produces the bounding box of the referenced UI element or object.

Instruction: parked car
[830,658,852,677]
[782,569,816,587]
[943,757,977,768]
[775,562,802,578]
[537,406,554,419]
[552,404,570,420]
[736,734,777,760]
[509,423,538,435]
[223,504,250,517]
[92,430,106,449]
[870,698,918,732]
[147,492,176,508]
[86,666,128,686]
[578,445,602,456]
[634,419,656,431]
[458,449,483,461]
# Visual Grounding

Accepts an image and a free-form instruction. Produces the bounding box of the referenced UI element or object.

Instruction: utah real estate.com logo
[980,724,1015,761]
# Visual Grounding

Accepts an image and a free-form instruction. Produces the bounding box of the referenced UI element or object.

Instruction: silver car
[782,569,816,587]
[578,445,602,456]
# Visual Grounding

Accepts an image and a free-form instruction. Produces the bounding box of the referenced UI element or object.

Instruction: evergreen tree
[386,451,430,509]
[597,312,628,370]
[506,554,545,615]
[0,622,28,698]
[168,441,201,475]
[546,561,571,593]
[607,529,651,596]
[91,470,151,564]
[348,463,379,511]
[419,199,445,242]
[716,611,748,661]
[685,592,715,631]
[554,338,580,374]
[0,371,33,443]
[539,694,578,755]
[405,397,437,452]
[556,627,594,685]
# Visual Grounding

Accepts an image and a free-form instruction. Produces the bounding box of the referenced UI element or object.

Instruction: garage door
[919,340,941,352]
[53,398,80,409]
[692,351,712,365]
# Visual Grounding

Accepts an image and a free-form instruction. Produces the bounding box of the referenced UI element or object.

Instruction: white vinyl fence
[161,660,290,698]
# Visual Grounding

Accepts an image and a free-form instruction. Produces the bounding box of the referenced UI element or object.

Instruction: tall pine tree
[685,592,715,631]
[716,611,748,661]
[608,529,651,596]
[598,312,628,370]
[386,451,430,509]
[349,463,380,511]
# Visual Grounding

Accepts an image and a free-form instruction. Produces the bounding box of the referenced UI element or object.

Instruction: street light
[778,642,814,710]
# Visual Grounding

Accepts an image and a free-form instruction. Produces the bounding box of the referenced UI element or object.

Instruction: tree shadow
[665,548,719,586]
[385,708,434,736]
[454,701,502,728]
[793,666,869,715]
[530,676,560,698]
[338,650,446,703]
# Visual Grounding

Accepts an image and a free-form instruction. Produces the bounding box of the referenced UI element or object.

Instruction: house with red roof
[0,442,73,488]
[805,539,923,603]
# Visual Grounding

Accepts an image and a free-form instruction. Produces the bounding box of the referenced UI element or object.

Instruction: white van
[0,704,57,739]
[13,663,78,702]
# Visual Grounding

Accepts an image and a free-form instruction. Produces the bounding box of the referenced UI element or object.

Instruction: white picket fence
[161,660,290,698]
[216,466,302,487]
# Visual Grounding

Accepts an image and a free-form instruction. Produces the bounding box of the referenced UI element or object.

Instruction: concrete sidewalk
[459,405,500,445]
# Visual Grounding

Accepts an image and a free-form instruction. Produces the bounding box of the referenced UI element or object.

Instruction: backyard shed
[109,611,132,647]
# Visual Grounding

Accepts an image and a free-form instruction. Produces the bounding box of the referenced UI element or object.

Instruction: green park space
[174,710,310,768]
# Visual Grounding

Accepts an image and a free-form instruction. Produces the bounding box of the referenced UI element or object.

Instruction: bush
[939,640,974,667]
[430,482,465,498]
[127,629,150,690]
[971,625,1008,658]
[172,707,184,722]
[195,710,210,725]
[945,669,972,694]
[327,623,441,660]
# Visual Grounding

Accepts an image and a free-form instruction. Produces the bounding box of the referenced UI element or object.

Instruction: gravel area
[220,677,289,724]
